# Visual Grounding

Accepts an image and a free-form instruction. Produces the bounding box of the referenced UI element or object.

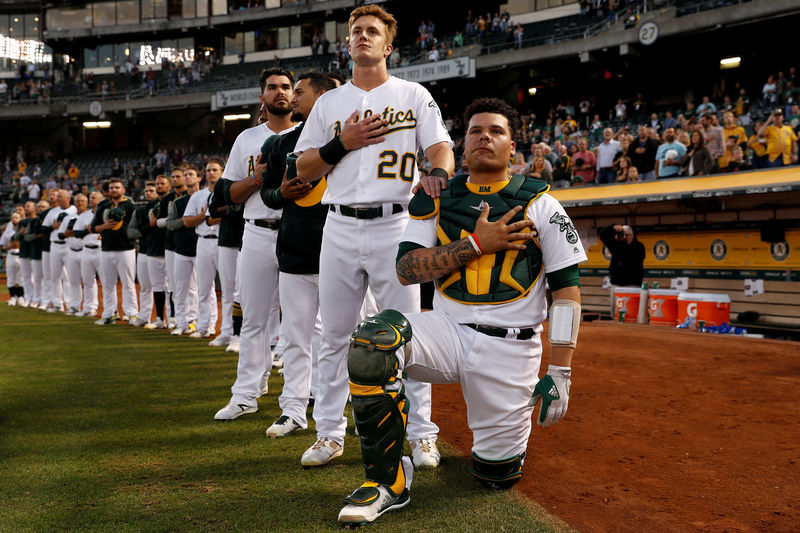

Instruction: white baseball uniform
[43,205,77,308]
[74,209,100,315]
[294,76,451,445]
[185,186,219,335]
[400,188,587,460]
[64,213,84,312]
[0,224,21,294]
[222,122,290,405]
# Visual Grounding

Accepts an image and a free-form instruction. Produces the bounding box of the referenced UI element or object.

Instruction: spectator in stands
[647,113,661,133]
[763,75,778,106]
[734,88,752,125]
[718,112,747,172]
[789,104,800,130]
[68,164,80,181]
[513,24,524,49]
[573,138,596,184]
[46,175,57,189]
[758,109,798,167]
[655,127,686,179]
[684,101,696,120]
[699,113,724,166]
[696,96,716,115]
[111,158,123,177]
[598,224,645,318]
[509,153,529,175]
[632,93,646,117]
[629,125,658,181]
[527,154,552,185]
[681,130,713,177]
[27,178,41,201]
[614,99,626,120]
[727,146,753,172]
[552,144,572,188]
[595,128,621,184]
[0,79,7,104]
[615,156,635,182]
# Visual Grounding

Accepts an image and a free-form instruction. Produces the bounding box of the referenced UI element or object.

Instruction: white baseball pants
[230,223,278,405]
[146,255,167,292]
[100,249,138,319]
[173,253,197,331]
[80,247,101,314]
[50,243,70,308]
[137,252,153,323]
[19,257,33,301]
[5,253,21,289]
[31,259,43,304]
[217,246,239,339]
[313,210,438,445]
[66,249,83,311]
[194,238,219,334]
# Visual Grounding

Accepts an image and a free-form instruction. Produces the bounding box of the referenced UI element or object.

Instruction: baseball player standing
[37,189,59,311]
[43,190,77,312]
[337,97,586,526]
[71,191,103,317]
[260,71,336,438]
[214,67,295,420]
[294,5,453,467]
[61,193,89,314]
[143,175,171,329]
[130,182,158,326]
[1,212,23,305]
[91,178,139,324]
[17,201,41,307]
[167,166,201,336]
[183,160,223,338]
[156,167,189,328]
[207,159,245,351]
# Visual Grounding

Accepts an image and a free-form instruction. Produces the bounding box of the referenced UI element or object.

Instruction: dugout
[549,167,800,334]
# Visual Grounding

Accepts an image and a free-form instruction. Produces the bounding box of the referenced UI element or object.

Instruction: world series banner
[583,229,799,279]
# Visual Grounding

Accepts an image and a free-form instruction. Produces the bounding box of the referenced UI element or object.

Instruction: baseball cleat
[144,318,166,329]
[185,323,197,335]
[202,329,215,338]
[225,336,240,353]
[208,335,230,347]
[74,310,86,317]
[410,439,441,469]
[171,327,185,336]
[17,297,27,307]
[168,318,177,329]
[258,374,269,397]
[94,316,116,325]
[271,351,284,369]
[189,331,202,338]
[214,400,258,420]
[46,305,59,313]
[130,317,148,327]
[266,415,302,438]
[300,438,343,467]
[8,297,17,306]
[338,457,413,527]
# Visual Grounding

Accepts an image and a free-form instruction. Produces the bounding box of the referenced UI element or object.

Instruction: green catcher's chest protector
[432,174,547,304]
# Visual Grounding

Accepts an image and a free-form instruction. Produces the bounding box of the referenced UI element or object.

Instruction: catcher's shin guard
[347,310,412,496]
[470,452,526,490]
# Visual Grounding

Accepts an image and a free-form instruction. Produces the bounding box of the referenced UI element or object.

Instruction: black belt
[330,203,404,219]
[53,240,66,245]
[70,247,82,252]
[202,234,219,239]
[246,219,279,230]
[464,323,536,340]
[8,250,19,255]
[85,244,99,249]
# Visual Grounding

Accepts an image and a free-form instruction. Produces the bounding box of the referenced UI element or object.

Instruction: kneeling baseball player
[337,97,586,527]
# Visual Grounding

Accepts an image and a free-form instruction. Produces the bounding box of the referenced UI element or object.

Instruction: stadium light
[83,121,111,129]
[224,114,251,121]
[720,57,741,69]
[528,87,537,95]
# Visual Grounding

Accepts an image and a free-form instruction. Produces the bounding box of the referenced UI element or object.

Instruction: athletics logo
[653,240,670,261]
[770,241,790,261]
[549,213,578,244]
[710,239,727,261]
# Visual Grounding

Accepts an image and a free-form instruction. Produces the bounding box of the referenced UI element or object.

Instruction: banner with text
[389,57,476,83]
[211,87,261,111]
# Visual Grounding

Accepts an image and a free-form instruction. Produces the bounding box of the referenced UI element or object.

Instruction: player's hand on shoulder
[340,109,389,150]
[412,173,448,199]
[473,203,535,254]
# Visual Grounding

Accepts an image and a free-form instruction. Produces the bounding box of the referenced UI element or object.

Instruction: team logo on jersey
[710,239,727,261]
[469,200,491,212]
[335,107,418,138]
[549,213,578,244]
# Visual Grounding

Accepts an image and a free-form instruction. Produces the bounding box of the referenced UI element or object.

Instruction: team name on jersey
[334,107,417,137]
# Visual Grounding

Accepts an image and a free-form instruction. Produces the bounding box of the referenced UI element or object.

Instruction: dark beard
[291,111,305,122]
[266,102,291,116]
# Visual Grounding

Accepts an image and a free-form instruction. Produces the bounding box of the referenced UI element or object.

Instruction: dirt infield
[432,321,800,533]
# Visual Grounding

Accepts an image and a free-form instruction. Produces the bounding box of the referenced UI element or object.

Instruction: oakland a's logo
[333,106,417,138]
[549,213,578,244]
[770,241,789,261]
[653,240,670,261]
[710,239,727,261]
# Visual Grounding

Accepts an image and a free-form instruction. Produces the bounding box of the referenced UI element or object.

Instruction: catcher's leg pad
[469,452,526,490]
[347,310,412,496]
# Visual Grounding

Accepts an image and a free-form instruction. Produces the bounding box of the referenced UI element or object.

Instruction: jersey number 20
[377,150,416,182]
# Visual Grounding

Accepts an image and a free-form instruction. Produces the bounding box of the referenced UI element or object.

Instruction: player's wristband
[319,135,349,165]
[467,233,482,255]
[429,167,449,179]
[250,172,262,186]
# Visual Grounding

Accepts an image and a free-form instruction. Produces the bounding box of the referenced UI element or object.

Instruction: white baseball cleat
[94,316,115,325]
[171,327,185,336]
[189,330,202,338]
[208,335,230,347]
[214,400,258,421]
[130,317,148,327]
[338,457,413,527]
[225,336,240,353]
[8,297,17,306]
[300,438,343,466]
[17,297,27,307]
[266,415,302,438]
[258,374,269,397]
[410,439,441,469]
[144,318,167,329]
[271,351,284,369]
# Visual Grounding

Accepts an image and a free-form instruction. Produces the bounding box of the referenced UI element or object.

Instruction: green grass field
[0,298,572,532]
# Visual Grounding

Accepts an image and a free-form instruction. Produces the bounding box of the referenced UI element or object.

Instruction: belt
[464,323,536,340]
[202,234,219,239]
[8,250,19,255]
[330,203,404,219]
[246,218,280,230]
[70,247,82,252]
[53,240,66,245]
[85,244,99,249]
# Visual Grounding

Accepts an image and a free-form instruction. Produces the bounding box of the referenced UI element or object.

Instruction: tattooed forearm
[397,238,478,284]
